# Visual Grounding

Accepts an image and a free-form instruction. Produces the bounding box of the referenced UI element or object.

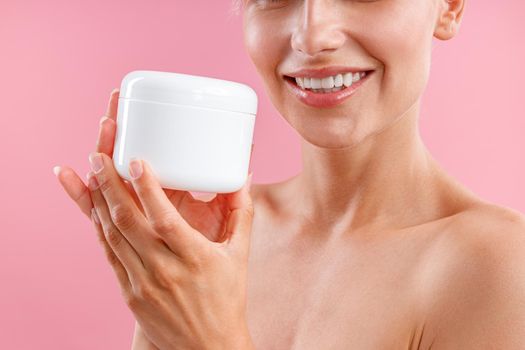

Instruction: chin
[275,93,380,149]
[296,119,366,150]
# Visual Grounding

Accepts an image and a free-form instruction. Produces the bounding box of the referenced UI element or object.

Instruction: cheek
[358,2,434,117]
[243,16,290,108]
[243,18,280,82]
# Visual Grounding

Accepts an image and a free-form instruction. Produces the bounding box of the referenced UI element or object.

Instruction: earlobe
[433,0,465,41]
[434,14,455,41]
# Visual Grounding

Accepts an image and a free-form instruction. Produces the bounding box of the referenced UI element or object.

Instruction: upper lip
[284,65,374,79]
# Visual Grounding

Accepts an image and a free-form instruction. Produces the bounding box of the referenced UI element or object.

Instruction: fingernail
[53,166,61,176]
[87,173,99,191]
[99,116,110,125]
[89,152,104,173]
[129,158,143,179]
[91,207,100,225]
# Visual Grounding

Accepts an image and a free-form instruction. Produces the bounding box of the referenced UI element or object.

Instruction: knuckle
[105,226,123,247]
[121,288,132,303]
[96,173,112,193]
[106,250,120,267]
[124,291,140,310]
[185,253,205,273]
[111,204,136,230]
[135,283,157,303]
[151,262,175,288]
[150,213,177,235]
[187,260,203,275]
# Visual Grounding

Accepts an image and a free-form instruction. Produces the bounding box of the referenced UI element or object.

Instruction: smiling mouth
[283,70,373,93]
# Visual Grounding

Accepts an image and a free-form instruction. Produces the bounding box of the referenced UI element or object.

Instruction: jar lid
[119,70,258,115]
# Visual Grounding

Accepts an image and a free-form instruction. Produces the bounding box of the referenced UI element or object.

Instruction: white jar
[112,70,257,193]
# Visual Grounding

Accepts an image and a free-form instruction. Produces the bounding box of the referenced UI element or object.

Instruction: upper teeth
[294,72,366,90]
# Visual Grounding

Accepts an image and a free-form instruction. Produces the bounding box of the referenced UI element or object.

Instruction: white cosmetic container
[112,70,257,193]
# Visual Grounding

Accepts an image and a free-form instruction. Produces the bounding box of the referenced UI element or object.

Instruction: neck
[291,103,456,234]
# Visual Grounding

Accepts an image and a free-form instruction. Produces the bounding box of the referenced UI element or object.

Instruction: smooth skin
[55,90,255,350]
[240,0,525,348]
[55,0,525,349]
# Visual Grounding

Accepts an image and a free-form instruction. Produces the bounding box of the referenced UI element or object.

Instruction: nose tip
[291,16,346,57]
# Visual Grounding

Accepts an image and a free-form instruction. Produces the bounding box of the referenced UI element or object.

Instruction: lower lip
[284,71,373,108]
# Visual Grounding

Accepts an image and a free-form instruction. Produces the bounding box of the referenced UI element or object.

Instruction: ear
[434,0,466,41]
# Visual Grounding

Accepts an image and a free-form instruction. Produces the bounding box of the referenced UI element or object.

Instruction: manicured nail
[91,208,100,225]
[53,166,61,176]
[99,116,110,125]
[129,159,143,179]
[89,152,104,173]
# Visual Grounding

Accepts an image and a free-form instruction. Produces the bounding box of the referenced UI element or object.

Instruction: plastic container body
[112,70,257,193]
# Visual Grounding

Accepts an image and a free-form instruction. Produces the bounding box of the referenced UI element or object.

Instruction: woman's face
[242,0,447,149]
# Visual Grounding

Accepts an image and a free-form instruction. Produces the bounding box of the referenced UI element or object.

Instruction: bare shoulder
[450,201,525,255]
[421,201,525,278]
[460,200,525,228]
[420,200,525,292]
[421,202,525,348]
[448,202,525,294]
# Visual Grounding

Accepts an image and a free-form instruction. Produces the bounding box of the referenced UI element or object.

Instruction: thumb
[222,172,254,255]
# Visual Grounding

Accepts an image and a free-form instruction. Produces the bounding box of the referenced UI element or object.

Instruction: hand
[54,90,256,349]
[133,321,160,350]
[54,89,159,348]
[84,149,254,350]
[54,89,255,237]
[54,89,144,218]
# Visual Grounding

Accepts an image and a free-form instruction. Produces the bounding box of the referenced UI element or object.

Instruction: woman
[54,0,525,348]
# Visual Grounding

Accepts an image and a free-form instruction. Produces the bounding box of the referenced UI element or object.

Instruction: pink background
[1,0,524,348]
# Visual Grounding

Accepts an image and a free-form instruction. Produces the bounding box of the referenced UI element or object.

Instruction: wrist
[215,321,255,350]
[132,322,159,350]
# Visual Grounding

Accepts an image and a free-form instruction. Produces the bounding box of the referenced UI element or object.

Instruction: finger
[97,88,119,156]
[124,180,145,213]
[249,143,254,173]
[218,172,254,254]
[53,165,93,218]
[105,88,120,120]
[96,115,117,157]
[97,89,142,206]
[87,170,147,287]
[127,158,208,258]
[90,206,132,296]
[93,116,143,210]
[87,152,164,259]
[162,188,191,210]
